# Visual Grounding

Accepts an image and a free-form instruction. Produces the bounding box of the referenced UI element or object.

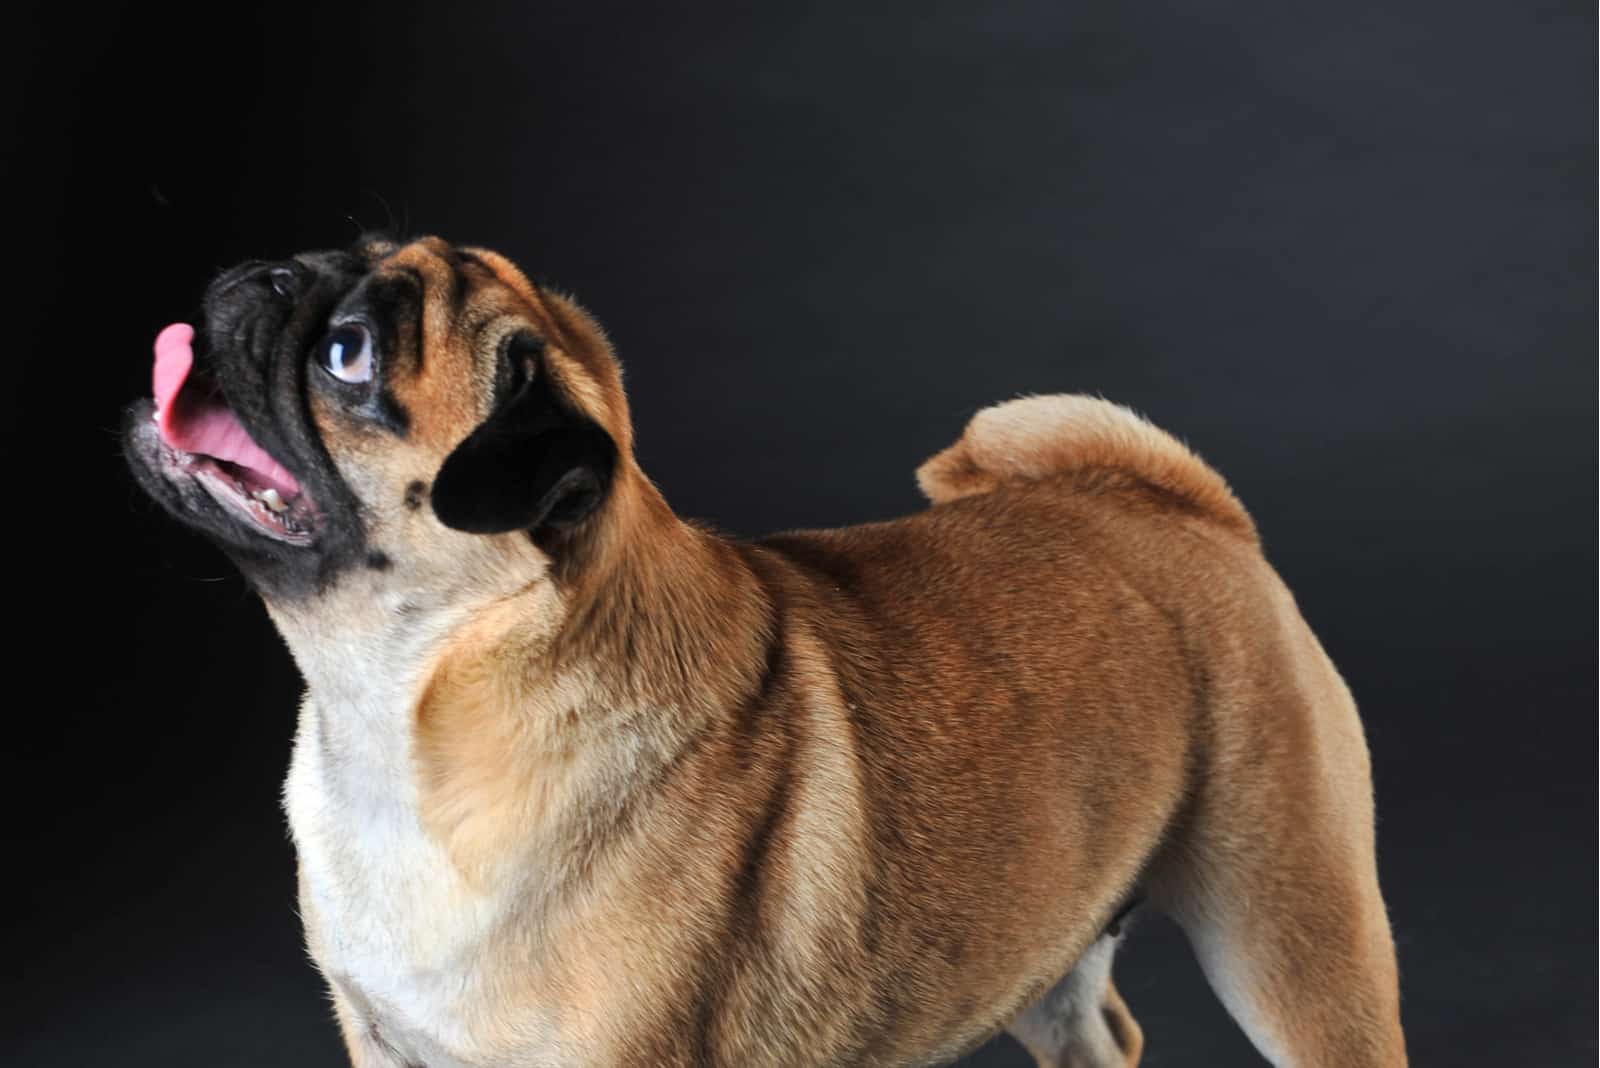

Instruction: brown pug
[124,236,1407,1067]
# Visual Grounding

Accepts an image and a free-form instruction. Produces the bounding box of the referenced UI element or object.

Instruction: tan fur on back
[915,394,1257,541]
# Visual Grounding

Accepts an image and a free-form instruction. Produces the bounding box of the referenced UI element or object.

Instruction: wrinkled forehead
[358,235,539,299]
[327,239,535,439]
[332,235,548,353]
[297,236,625,448]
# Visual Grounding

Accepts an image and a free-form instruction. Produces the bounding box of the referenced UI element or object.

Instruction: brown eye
[317,325,374,384]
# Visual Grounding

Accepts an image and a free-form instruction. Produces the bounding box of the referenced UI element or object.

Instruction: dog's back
[738,395,1402,1066]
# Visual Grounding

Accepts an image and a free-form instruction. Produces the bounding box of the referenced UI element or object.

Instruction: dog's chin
[123,395,371,601]
[123,364,369,604]
[124,398,321,552]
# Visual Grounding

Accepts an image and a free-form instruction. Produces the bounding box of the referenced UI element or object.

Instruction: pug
[124,236,1407,1067]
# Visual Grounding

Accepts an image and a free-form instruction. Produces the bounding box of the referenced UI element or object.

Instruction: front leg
[301,873,411,1068]
[329,980,412,1068]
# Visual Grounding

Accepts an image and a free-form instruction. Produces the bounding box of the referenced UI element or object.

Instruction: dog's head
[124,236,629,603]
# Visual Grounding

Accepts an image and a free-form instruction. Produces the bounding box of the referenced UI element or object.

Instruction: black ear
[431,340,617,535]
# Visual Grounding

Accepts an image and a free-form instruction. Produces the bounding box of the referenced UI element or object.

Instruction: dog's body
[126,238,1406,1067]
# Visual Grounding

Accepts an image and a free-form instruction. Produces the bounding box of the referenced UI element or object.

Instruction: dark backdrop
[7,2,1594,1065]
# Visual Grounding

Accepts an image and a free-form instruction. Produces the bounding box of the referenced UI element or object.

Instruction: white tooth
[259,488,288,513]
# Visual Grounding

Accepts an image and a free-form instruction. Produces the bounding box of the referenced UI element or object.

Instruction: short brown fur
[238,240,1405,1067]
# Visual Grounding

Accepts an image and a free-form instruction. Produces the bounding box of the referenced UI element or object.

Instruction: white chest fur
[285,710,502,1066]
[278,596,526,1068]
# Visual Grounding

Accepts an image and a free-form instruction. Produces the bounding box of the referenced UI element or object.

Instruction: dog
[124,236,1407,1067]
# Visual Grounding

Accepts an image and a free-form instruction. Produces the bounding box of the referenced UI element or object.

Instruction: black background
[7,2,1594,1065]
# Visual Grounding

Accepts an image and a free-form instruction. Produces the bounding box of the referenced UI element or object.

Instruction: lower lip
[154,417,315,545]
[191,459,315,544]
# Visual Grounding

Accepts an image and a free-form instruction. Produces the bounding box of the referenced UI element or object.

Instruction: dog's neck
[555,473,775,716]
[276,468,774,882]
[414,473,776,873]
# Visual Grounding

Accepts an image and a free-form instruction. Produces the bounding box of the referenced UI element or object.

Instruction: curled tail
[916,394,1257,541]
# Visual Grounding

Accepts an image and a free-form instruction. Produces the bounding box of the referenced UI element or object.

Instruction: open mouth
[148,322,316,544]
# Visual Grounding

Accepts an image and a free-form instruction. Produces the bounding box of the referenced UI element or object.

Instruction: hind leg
[1150,705,1407,1065]
[1005,933,1143,1068]
[1157,851,1404,1067]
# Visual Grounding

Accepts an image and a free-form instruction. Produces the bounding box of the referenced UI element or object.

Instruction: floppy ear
[431,338,617,535]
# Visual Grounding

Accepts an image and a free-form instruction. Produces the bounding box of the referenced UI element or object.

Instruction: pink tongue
[152,322,301,494]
